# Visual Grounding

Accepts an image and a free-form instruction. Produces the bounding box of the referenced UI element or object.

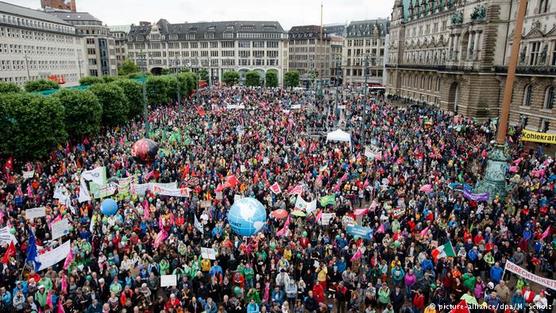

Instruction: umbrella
[291,210,307,217]
[419,184,433,193]
[270,209,288,219]
[460,294,478,306]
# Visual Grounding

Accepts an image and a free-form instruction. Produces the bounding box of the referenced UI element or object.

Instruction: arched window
[539,0,549,13]
[544,86,554,109]
[523,85,532,106]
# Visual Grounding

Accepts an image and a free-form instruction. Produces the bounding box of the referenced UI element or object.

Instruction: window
[523,85,533,106]
[253,41,265,48]
[201,42,208,49]
[544,87,554,109]
[253,51,265,58]
[222,51,235,57]
[87,48,96,55]
[239,41,250,48]
[221,41,235,48]
[540,119,550,132]
[539,0,549,13]
[223,32,234,39]
[267,41,278,48]
[552,41,556,66]
[210,51,218,57]
[201,51,208,57]
[210,41,218,48]
[239,51,250,58]
[190,42,198,49]
[529,42,541,65]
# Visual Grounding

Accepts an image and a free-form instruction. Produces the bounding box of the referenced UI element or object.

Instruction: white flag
[78,167,106,203]
[194,215,204,233]
[294,196,308,211]
[306,200,317,215]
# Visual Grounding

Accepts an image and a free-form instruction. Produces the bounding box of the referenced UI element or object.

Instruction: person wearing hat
[533,291,549,313]
[34,285,47,310]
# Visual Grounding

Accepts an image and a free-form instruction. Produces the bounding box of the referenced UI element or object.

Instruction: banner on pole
[504,260,556,290]
[37,240,71,271]
[520,129,556,145]
[346,225,373,240]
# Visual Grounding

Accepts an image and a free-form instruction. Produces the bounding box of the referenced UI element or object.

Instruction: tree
[177,72,198,97]
[198,69,209,82]
[113,79,144,118]
[222,70,240,86]
[55,89,102,139]
[118,60,140,76]
[265,70,278,88]
[146,75,177,105]
[89,83,129,126]
[245,71,261,87]
[0,82,21,94]
[24,79,59,92]
[102,76,118,83]
[284,71,300,89]
[0,93,67,160]
[79,76,104,86]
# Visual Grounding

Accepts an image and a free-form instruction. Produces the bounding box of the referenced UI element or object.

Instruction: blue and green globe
[227,197,267,237]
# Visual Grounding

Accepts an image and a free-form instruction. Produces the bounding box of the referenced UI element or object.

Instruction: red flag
[541,226,552,240]
[3,157,13,174]
[153,229,168,249]
[270,182,282,194]
[449,300,470,313]
[196,106,206,117]
[1,241,16,264]
[226,175,239,188]
[350,249,362,262]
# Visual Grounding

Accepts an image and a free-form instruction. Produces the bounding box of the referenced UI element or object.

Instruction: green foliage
[177,72,198,96]
[265,70,278,88]
[55,89,102,139]
[113,79,144,118]
[79,76,104,86]
[89,83,129,126]
[24,79,59,92]
[0,82,21,94]
[160,68,172,75]
[284,71,300,89]
[146,75,178,105]
[0,93,67,159]
[198,68,209,82]
[102,76,118,83]
[223,70,240,86]
[245,71,261,87]
[118,60,140,76]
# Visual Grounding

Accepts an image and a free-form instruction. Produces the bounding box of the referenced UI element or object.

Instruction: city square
[0,0,555,313]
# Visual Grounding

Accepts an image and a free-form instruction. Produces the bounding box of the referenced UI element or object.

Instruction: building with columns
[386,0,556,133]
[0,1,86,86]
[343,19,389,86]
[127,20,287,85]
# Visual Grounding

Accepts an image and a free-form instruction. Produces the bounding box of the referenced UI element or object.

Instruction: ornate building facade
[127,20,287,85]
[386,0,556,133]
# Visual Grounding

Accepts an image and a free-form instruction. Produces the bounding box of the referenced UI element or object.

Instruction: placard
[160,275,177,287]
[320,213,335,226]
[200,200,211,208]
[25,207,46,220]
[51,218,71,240]
[201,247,216,260]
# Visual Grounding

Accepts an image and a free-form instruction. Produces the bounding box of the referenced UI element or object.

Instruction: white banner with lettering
[25,207,46,220]
[37,240,71,271]
[51,218,71,240]
[505,261,556,290]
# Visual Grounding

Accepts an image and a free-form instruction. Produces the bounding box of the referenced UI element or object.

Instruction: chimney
[70,0,76,12]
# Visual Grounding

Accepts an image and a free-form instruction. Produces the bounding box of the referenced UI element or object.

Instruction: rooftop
[0,0,70,25]
[48,11,101,22]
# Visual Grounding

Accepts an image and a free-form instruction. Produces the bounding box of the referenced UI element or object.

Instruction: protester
[0,86,554,313]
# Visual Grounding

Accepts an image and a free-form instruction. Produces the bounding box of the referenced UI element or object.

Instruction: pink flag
[419,226,430,238]
[153,229,168,249]
[315,210,323,223]
[363,179,369,189]
[350,249,362,262]
[419,184,433,193]
[376,223,385,234]
[276,216,291,237]
[226,175,239,188]
[63,249,74,270]
[270,182,282,194]
[509,165,518,173]
[142,199,150,220]
[288,184,303,196]
[61,274,68,294]
[354,208,369,216]
[57,300,65,313]
[541,226,552,240]
[27,185,33,198]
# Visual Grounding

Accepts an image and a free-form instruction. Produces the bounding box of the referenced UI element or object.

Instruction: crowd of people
[0,86,554,313]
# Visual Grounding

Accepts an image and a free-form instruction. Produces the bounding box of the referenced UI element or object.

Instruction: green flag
[319,194,336,207]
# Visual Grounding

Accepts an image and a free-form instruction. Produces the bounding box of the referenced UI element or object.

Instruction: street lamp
[139,50,149,136]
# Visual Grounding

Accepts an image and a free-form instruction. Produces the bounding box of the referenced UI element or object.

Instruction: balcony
[494,65,556,75]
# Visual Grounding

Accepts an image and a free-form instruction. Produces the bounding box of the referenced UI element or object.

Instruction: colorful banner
[132,182,178,196]
[504,261,556,290]
[37,240,71,271]
[346,225,373,240]
[520,129,556,144]
[0,226,17,245]
[319,194,336,207]
[462,189,489,202]
[151,185,191,197]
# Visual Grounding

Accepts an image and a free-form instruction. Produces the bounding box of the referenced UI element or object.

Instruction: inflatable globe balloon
[131,138,159,163]
[227,197,267,237]
[100,199,118,216]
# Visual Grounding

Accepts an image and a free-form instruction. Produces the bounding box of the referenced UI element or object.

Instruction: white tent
[326,129,351,145]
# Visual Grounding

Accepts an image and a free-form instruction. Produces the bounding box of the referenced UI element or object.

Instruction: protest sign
[37,240,71,271]
[25,207,46,220]
[160,275,177,287]
[51,218,71,240]
[201,247,217,260]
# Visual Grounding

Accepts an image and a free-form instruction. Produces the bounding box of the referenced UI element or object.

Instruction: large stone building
[109,25,130,70]
[288,25,333,87]
[343,19,389,86]
[0,1,86,86]
[386,0,556,132]
[49,11,117,76]
[127,20,287,85]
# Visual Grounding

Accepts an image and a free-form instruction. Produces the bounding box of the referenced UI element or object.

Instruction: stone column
[467,32,474,61]
[448,35,453,60]
[474,32,481,60]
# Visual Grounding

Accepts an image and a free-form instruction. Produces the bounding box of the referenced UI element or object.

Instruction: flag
[1,241,15,264]
[315,210,323,223]
[376,223,385,234]
[270,182,282,194]
[196,106,206,117]
[350,249,362,262]
[3,156,13,173]
[288,184,303,196]
[276,216,291,237]
[153,229,168,250]
[449,300,470,313]
[26,228,42,271]
[431,241,456,262]
[78,166,106,203]
[541,226,552,240]
[63,247,73,270]
[319,194,336,207]
[225,175,239,188]
[419,226,430,238]
[194,215,204,233]
[306,200,317,215]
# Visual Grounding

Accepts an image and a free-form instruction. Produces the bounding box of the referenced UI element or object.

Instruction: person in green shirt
[378,283,391,307]
[38,277,52,292]
[109,277,122,295]
[462,272,477,291]
[159,259,170,276]
[246,287,261,304]
[34,286,47,309]
[243,263,255,289]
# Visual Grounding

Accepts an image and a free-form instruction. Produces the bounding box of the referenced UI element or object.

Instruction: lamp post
[139,50,149,136]
[475,0,528,200]
[174,56,181,113]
